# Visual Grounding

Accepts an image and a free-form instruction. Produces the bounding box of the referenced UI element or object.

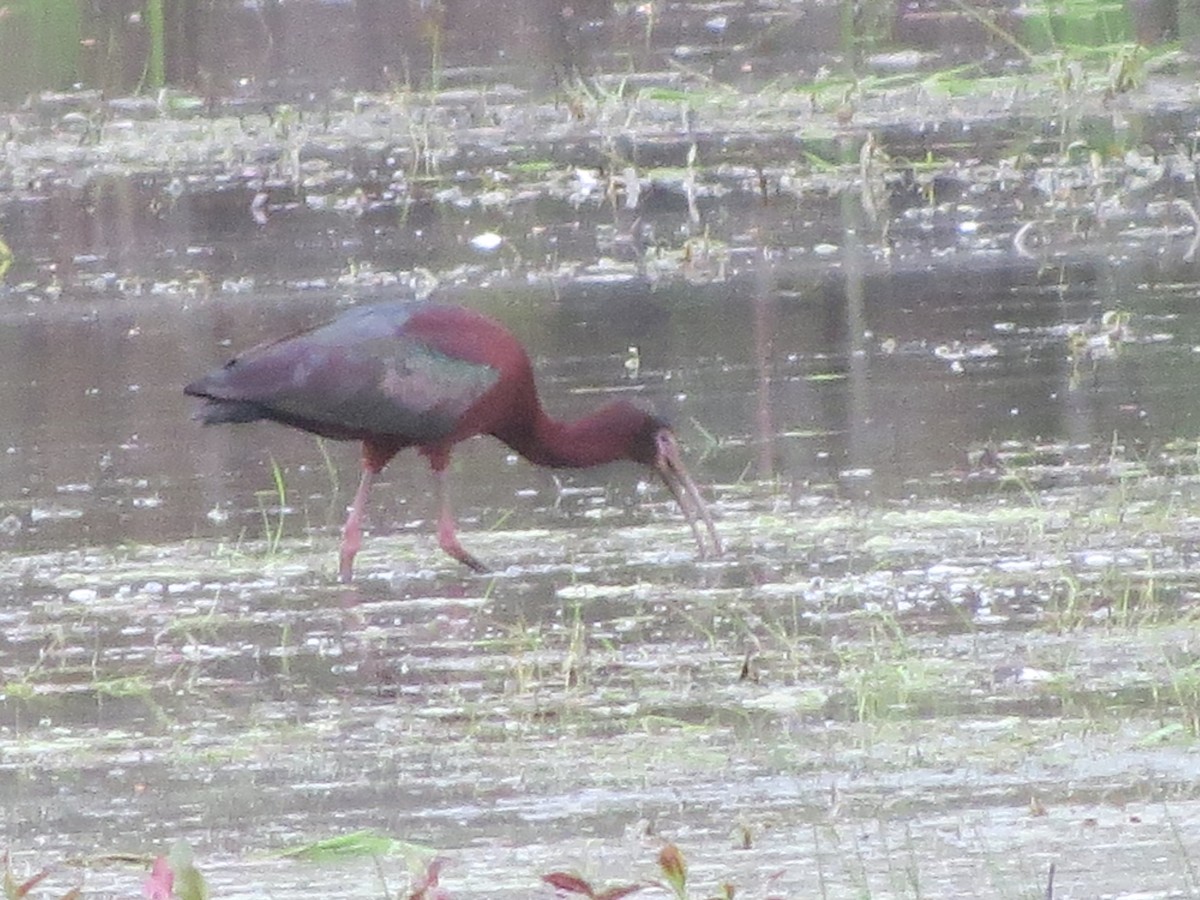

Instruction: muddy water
[6,255,1200,561]
[4,1,1200,896]
[4,256,1200,897]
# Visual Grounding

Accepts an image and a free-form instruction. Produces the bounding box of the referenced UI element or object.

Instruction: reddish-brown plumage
[186,300,722,582]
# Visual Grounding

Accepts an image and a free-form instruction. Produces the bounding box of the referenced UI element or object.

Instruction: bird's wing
[190,317,500,442]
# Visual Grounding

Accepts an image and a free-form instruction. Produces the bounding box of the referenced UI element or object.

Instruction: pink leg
[433,467,488,573]
[340,466,375,583]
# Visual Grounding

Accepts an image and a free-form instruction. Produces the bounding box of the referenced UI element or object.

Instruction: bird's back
[185,302,507,446]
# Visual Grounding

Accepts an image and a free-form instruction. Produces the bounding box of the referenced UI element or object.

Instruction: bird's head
[613,402,723,560]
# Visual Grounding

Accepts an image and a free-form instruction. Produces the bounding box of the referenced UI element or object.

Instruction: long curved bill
[654,431,723,559]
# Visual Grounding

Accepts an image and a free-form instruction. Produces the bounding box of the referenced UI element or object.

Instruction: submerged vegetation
[4,445,1200,894]
[3,0,1200,897]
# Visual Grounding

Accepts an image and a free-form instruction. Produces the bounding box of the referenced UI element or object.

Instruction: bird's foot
[338,528,361,583]
[438,532,489,573]
[436,510,490,573]
[449,546,490,574]
[338,551,357,584]
[462,553,490,574]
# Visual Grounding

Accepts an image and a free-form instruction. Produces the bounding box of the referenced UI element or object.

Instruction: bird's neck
[499,407,630,469]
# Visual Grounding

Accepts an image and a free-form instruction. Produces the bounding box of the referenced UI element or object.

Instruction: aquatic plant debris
[5,3,1200,893]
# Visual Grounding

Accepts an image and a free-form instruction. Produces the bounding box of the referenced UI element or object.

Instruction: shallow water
[4,250,1200,560]
[5,262,1200,897]
[4,1,1200,897]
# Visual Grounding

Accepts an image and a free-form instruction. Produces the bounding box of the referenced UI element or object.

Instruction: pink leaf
[541,872,596,896]
[407,857,451,900]
[595,885,645,900]
[13,869,50,899]
[143,857,174,900]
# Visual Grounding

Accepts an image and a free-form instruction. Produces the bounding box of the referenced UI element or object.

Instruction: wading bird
[185,301,722,582]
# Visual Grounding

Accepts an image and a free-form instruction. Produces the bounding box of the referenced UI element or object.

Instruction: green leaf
[168,842,209,900]
[281,829,403,861]
[1136,722,1185,745]
[657,844,687,898]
